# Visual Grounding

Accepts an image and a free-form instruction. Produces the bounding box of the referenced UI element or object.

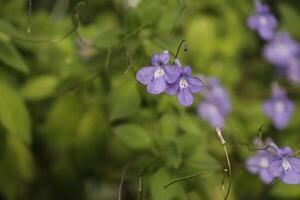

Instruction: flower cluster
[246,138,300,184]
[247,0,277,40]
[248,0,298,129]
[198,77,231,128]
[262,84,294,129]
[136,51,231,127]
[248,0,300,84]
[136,50,203,107]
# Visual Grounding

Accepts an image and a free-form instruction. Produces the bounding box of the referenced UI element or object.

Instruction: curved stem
[27,0,32,33]
[174,39,187,60]
[164,171,208,189]
[223,145,232,200]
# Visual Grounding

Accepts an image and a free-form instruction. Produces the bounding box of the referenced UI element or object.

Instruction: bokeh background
[0,0,300,199]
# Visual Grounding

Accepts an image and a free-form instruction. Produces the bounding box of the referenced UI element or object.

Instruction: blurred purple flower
[198,101,225,127]
[246,138,276,184]
[263,32,300,67]
[246,150,276,184]
[247,1,277,40]
[166,59,203,107]
[268,144,300,184]
[197,77,231,128]
[286,56,300,84]
[204,78,231,114]
[263,84,294,129]
[136,51,180,94]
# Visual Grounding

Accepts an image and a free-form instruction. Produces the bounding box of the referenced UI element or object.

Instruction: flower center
[275,101,285,113]
[282,158,292,171]
[276,43,288,55]
[208,104,219,115]
[259,16,268,26]
[154,68,164,78]
[179,78,188,89]
[213,87,223,97]
[259,157,269,168]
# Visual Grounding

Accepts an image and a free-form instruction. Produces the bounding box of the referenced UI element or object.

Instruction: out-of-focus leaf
[271,183,300,198]
[20,75,58,100]
[75,108,109,165]
[159,113,178,141]
[0,33,28,73]
[113,124,151,150]
[279,3,300,37]
[149,168,187,200]
[0,79,31,143]
[109,77,141,121]
[179,114,202,135]
[163,141,182,169]
[43,95,83,153]
[0,135,34,200]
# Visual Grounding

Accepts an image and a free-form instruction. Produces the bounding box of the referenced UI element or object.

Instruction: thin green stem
[174,39,187,60]
[118,166,128,200]
[223,145,232,200]
[164,171,208,189]
[27,0,32,33]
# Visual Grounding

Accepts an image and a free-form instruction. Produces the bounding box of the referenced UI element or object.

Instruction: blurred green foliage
[0,0,300,199]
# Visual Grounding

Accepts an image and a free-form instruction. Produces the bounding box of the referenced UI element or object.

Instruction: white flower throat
[154,68,164,78]
[276,43,288,55]
[259,157,269,168]
[208,104,218,115]
[179,78,188,89]
[275,101,285,113]
[282,158,292,171]
[259,16,268,26]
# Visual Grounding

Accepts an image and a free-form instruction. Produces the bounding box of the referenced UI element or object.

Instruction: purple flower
[136,51,180,94]
[198,101,225,127]
[204,78,231,114]
[286,56,300,84]
[197,77,231,128]
[246,138,276,184]
[263,84,294,129]
[247,1,277,40]
[166,59,203,107]
[246,150,276,184]
[263,32,300,67]
[268,144,300,184]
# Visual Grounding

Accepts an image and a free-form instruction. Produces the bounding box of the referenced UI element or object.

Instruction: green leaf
[149,168,187,200]
[0,33,28,73]
[113,124,151,150]
[20,75,58,100]
[271,182,300,198]
[179,114,202,135]
[109,77,141,121]
[0,135,34,200]
[0,79,31,143]
[159,113,178,141]
[43,95,83,154]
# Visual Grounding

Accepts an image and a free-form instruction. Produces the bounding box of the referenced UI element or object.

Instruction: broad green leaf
[0,79,31,143]
[163,141,182,169]
[279,3,300,37]
[75,108,109,164]
[159,113,178,141]
[0,135,34,200]
[179,114,202,135]
[43,95,83,154]
[113,124,151,150]
[149,168,187,200]
[271,182,300,198]
[0,33,28,73]
[109,77,141,121]
[20,75,58,100]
